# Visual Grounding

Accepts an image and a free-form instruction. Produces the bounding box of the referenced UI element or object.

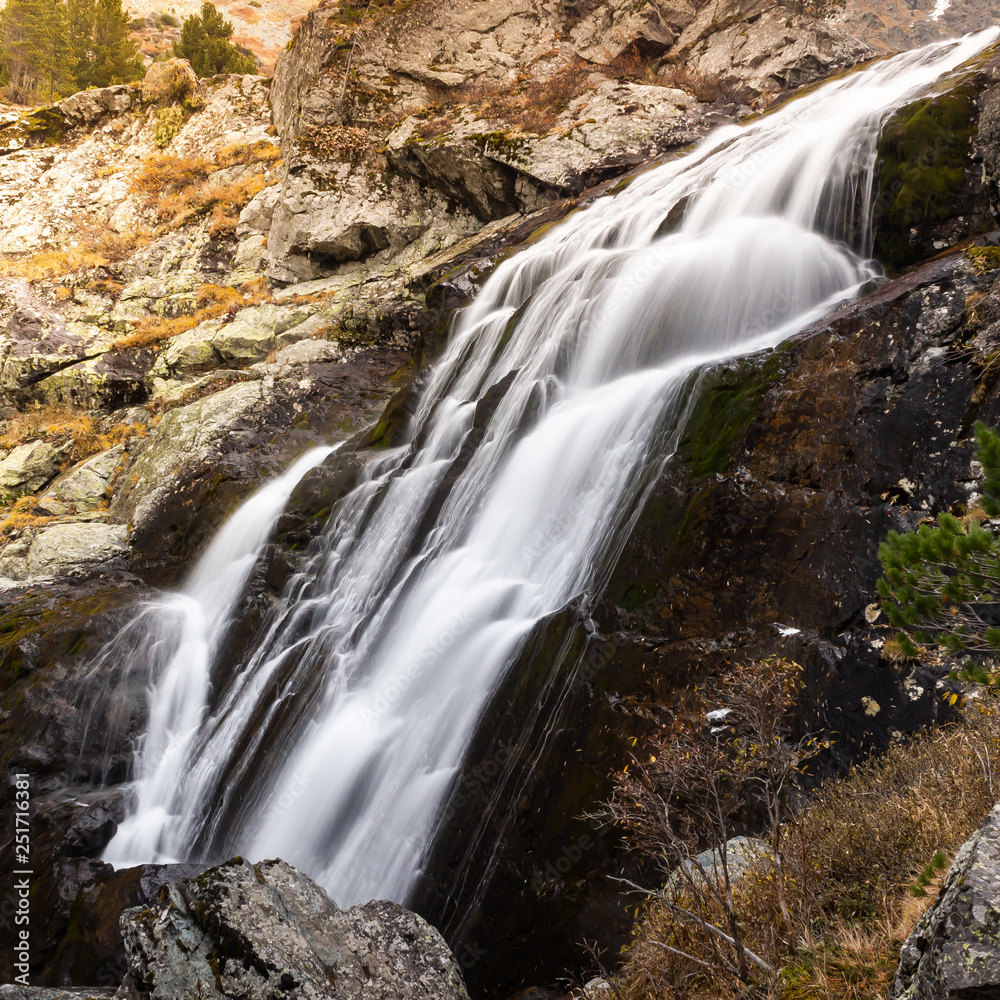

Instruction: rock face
[0,1,994,996]
[891,804,1000,999]
[673,3,874,92]
[117,857,468,1000]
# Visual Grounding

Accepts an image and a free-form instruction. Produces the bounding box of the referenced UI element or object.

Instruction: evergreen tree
[0,0,71,102]
[174,2,256,77]
[67,0,142,90]
[879,422,1000,657]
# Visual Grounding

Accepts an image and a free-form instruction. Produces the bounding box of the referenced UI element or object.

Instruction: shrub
[878,421,1000,657]
[658,64,756,106]
[615,698,1000,1000]
[0,403,145,462]
[141,56,199,105]
[153,105,184,147]
[129,151,275,233]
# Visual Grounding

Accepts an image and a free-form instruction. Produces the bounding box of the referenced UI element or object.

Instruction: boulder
[36,444,125,516]
[0,440,71,496]
[890,804,1000,999]
[117,857,468,1000]
[571,0,698,63]
[59,86,135,127]
[109,380,268,533]
[141,59,200,107]
[0,522,129,581]
[676,836,772,889]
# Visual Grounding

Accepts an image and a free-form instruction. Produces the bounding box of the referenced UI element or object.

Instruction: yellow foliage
[0,248,107,281]
[215,139,281,168]
[0,403,147,463]
[110,282,267,351]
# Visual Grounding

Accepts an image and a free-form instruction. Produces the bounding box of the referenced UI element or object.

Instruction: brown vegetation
[0,248,107,281]
[108,282,270,352]
[128,142,280,233]
[657,64,757,107]
[614,689,1000,1000]
[0,402,146,463]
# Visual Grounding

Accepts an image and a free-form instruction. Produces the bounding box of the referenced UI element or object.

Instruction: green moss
[874,85,978,270]
[677,349,785,480]
[965,246,1000,274]
[475,130,530,166]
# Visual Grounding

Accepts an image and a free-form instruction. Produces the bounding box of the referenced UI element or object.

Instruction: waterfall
[103,30,999,907]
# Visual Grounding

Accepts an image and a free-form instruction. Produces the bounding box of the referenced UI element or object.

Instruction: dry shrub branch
[612,672,1000,1000]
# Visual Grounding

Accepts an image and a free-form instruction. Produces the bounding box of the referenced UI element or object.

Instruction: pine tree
[878,422,1000,657]
[174,2,256,77]
[67,0,142,90]
[0,0,71,103]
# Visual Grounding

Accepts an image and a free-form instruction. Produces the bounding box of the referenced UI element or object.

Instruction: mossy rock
[873,84,979,271]
[676,349,787,480]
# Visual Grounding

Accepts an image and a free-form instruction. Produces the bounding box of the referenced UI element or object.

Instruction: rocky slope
[3,0,1000,997]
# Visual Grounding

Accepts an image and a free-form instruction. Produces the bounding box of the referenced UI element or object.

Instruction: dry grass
[0,248,108,281]
[617,701,1000,1000]
[0,402,146,463]
[108,282,269,352]
[0,403,147,539]
[658,64,757,106]
[74,216,155,263]
[215,139,282,168]
[0,497,55,538]
[129,149,278,233]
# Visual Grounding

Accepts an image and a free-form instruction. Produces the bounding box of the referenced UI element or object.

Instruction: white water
[98,446,334,859]
[103,31,999,903]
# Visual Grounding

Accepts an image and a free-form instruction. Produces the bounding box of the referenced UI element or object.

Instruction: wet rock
[44,864,206,989]
[109,380,267,533]
[0,441,72,497]
[60,807,118,859]
[975,82,1000,225]
[117,857,468,1000]
[890,804,1000,999]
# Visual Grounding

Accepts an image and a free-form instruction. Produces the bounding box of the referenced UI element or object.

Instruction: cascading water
[102,30,999,908]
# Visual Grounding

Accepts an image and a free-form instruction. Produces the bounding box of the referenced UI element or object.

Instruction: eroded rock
[0,440,71,497]
[117,857,468,1000]
[0,522,129,582]
[36,445,125,517]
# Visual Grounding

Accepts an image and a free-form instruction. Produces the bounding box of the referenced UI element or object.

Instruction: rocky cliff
[3,0,1000,997]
